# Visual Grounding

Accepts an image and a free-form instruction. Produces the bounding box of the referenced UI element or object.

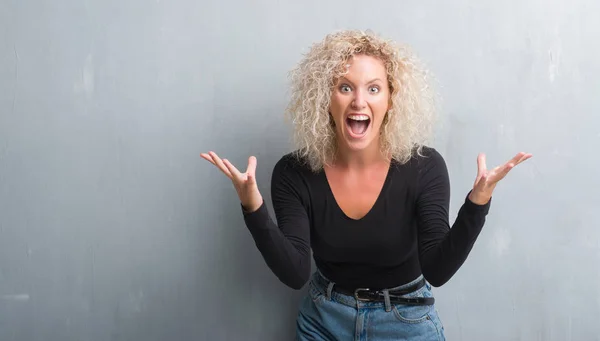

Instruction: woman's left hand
[468,152,533,205]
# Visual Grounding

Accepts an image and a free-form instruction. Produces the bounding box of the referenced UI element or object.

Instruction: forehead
[339,54,387,81]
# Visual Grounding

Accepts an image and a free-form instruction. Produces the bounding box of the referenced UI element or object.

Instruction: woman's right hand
[200,151,264,213]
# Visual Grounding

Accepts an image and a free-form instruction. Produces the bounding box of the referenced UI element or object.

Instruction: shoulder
[403,146,450,187]
[273,151,312,175]
[270,151,314,202]
[416,145,444,161]
[271,151,315,189]
[396,145,447,172]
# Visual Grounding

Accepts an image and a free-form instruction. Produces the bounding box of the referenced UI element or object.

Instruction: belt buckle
[354,288,372,301]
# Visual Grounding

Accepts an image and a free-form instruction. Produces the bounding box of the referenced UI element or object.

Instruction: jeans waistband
[311,270,430,311]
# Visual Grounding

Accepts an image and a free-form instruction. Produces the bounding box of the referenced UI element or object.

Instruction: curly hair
[285,29,437,172]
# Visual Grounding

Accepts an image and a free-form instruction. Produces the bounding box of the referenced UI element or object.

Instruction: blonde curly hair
[285,29,437,172]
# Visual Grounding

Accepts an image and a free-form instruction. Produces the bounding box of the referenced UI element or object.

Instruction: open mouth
[346,114,371,137]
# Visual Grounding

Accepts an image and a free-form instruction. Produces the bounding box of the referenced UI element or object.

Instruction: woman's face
[329,54,391,154]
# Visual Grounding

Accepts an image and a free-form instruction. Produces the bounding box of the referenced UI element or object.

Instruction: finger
[501,161,515,176]
[488,161,514,184]
[484,152,532,185]
[504,152,532,170]
[516,153,533,165]
[488,153,523,178]
[200,153,216,166]
[208,151,233,179]
[222,158,244,180]
[506,152,526,167]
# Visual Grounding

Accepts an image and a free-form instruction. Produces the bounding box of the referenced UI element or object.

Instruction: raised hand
[200,151,264,212]
[468,152,533,205]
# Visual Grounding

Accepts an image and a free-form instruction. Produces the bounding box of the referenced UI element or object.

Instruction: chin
[341,135,377,153]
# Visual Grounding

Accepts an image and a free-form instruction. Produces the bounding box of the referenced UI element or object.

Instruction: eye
[339,84,352,92]
[369,86,380,93]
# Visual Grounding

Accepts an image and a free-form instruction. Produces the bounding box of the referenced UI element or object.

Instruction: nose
[351,89,367,109]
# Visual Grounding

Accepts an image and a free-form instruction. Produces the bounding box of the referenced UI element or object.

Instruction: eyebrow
[338,77,384,85]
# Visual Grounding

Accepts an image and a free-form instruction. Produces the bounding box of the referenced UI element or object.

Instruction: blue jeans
[296,271,445,340]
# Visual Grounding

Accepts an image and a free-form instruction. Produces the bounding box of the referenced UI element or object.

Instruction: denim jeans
[296,271,445,341]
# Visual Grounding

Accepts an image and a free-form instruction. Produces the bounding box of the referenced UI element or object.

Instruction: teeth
[348,114,369,121]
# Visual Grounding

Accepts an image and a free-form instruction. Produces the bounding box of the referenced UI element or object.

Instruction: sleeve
[415,148,491,287]
[241,156,312,290]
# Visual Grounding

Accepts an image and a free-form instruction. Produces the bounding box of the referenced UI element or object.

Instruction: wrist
[468,190,491,205]
[242,197,263,213]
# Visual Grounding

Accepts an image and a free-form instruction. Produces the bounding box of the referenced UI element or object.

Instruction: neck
[334,143,390,169]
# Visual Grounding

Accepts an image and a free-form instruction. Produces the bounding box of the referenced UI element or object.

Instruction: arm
[415,148,491,287]
[242,157,312,290]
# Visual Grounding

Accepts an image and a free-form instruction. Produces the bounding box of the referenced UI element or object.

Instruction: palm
[200,151,263,212]
[470,152,533,204]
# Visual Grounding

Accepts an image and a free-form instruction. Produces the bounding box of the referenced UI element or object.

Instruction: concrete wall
[1,0,598,339]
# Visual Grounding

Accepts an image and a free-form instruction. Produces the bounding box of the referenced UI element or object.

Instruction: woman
[201,30,531,340]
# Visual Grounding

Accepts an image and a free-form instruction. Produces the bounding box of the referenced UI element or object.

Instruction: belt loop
[326,282,334,300]
[383,289,391,312]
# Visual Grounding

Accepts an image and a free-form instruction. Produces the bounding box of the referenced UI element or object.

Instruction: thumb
[477,153,486,178]
[246,156,257,184]
[477,153,486,172]
[473,153,486,187]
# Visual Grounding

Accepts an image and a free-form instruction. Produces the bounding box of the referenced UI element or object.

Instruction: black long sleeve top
[242,146,491,290]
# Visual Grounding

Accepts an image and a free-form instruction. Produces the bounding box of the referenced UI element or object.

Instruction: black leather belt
[333,277,435,306]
